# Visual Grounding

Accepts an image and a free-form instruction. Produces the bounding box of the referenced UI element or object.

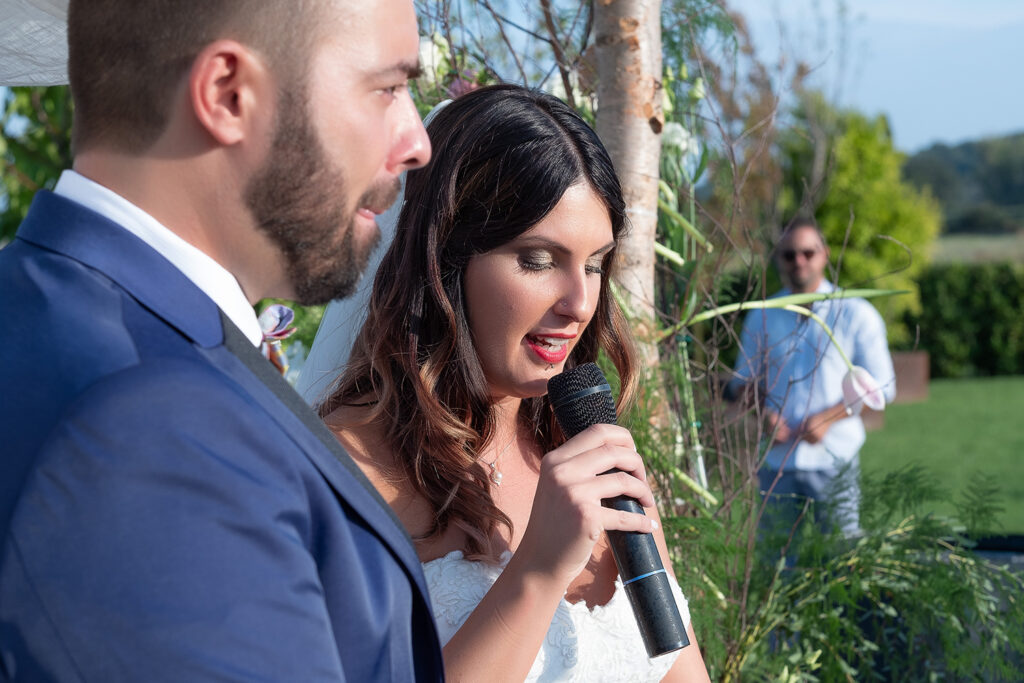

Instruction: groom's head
[66,0,431,304]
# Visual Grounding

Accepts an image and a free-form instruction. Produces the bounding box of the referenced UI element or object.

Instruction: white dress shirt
[54,170,263,346]
[732,280,897,471]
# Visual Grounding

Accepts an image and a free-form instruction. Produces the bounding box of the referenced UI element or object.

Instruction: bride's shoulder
[324,407,408,503]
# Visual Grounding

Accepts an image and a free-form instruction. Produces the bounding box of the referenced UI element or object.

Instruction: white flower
[842,366,886,415]
[544,69,581,104]
[418,34,448,88]
[662,121,694,155]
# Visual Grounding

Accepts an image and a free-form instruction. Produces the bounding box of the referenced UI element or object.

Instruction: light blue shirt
[732,280,896,471]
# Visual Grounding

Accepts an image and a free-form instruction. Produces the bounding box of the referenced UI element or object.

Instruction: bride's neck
[489,397,522,442]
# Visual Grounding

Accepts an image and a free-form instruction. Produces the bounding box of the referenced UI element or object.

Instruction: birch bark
[593,0,663,364]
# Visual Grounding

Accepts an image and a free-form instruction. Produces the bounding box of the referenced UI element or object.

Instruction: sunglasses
[781,249,819,262]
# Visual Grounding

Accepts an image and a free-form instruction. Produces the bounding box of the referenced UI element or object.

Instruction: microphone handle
[602,477,690,657]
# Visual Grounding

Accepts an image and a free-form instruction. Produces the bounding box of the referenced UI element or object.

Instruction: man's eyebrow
[368,60,422,81]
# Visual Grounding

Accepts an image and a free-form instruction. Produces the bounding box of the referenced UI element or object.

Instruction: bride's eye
[518,252,553,272]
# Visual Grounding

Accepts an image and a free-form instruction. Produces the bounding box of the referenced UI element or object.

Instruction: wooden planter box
[892,350,930,404]
[863,350,930,431]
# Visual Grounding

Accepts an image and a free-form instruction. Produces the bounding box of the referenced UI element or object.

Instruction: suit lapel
[212,317,429,593]
[17,192,429,596]
[17,192,223,347]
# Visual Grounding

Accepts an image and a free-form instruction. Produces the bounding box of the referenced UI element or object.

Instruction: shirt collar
[54,170,263,346]
[781,279,836,297]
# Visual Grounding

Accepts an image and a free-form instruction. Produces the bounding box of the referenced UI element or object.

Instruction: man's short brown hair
[780,215,827,248]
[67,0,327,154]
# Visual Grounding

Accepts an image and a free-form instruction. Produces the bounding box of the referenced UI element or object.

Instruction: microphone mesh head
[547,363,617,438]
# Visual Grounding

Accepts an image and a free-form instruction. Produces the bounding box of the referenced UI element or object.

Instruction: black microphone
[547,362,689,658]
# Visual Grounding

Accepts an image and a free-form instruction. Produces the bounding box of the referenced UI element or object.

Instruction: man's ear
[189,40,271,146]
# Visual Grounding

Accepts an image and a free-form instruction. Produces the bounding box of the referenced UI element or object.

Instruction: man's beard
[244,87,399,305]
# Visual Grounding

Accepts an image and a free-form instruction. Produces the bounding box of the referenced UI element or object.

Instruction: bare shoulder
[324,405,396,495]
[323,405,435,538]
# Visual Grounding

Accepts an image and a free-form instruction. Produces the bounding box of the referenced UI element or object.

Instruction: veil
[296,100,450,406]
[0,0,69,85]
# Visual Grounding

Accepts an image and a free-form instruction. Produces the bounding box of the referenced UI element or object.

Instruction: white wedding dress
[423,550,691,682]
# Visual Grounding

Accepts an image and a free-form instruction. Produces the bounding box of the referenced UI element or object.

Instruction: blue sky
[727,0,1024,152]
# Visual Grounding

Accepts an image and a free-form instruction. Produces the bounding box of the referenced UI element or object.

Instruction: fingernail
[650,520,659,531]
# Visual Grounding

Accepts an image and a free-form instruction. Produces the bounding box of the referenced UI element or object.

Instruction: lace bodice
[423,550,691,682]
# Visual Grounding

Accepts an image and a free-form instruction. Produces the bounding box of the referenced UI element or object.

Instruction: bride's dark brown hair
[321,85,637,558]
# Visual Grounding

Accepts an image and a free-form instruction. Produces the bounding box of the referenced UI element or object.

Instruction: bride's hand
[516,423,656,584]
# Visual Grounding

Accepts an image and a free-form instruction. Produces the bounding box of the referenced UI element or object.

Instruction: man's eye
[380,83,407,97]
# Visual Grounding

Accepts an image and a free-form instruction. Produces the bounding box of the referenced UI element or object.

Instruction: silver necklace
[484,432,516,486]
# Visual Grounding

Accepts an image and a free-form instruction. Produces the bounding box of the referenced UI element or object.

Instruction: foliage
[413,0,595,113]
[694,6,789,257]
[1,85,73,244]
[907,263,1024,378]
[643,21,1019,677]
[632,359,1024,681]
[779,93,943,347]
[945,201,1020,235]
[863,376,1024,534]
[905,132,1024,235]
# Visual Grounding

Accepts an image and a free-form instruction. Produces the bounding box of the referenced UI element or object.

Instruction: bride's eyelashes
[515,251,605,275]
[517,251,553,272]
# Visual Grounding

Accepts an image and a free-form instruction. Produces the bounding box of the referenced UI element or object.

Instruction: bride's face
[463,183,614,401]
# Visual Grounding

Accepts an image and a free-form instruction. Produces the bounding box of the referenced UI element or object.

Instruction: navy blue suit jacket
[0,192,444,682]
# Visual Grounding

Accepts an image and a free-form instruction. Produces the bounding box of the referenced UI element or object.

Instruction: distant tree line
[903,132,1024,235]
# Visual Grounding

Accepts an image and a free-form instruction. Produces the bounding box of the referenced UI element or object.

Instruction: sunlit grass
[933,233,1024,264]
[862,375,1024,534]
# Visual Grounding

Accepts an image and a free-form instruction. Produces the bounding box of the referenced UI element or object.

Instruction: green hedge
[906,263,1024,378]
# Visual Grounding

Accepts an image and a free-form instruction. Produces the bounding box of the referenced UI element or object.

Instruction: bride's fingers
[595,505,658,534]
[545,444,649,486]
[579,470,656,509]
[545,424,637,463]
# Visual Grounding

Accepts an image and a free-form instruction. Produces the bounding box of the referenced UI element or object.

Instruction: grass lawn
[862,375,1024,535]
[933,232,1024,264]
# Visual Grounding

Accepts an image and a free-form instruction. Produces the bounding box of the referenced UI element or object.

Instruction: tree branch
[539,0,577,109]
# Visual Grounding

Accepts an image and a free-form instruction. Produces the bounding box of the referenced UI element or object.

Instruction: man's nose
[387,94,432,173]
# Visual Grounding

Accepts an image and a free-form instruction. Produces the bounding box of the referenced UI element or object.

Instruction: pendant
[487,461,503,486]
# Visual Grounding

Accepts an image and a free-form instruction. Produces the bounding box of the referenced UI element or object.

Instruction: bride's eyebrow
[516,236,616,257]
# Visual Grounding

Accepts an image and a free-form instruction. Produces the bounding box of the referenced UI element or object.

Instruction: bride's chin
[519,379,555,400]
[487,381,551,404]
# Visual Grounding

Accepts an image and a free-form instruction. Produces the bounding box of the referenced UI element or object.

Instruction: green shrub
[778,94,943,348]
[907,263,1024,377]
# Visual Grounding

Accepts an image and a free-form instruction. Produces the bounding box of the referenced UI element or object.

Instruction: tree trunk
[593,0,663,366]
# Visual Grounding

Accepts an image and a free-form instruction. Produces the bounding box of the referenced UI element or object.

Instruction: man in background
[0,1,441,680]
[730,217,896,537]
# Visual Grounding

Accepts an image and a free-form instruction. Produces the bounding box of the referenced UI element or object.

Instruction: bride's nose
[553,269,593,321]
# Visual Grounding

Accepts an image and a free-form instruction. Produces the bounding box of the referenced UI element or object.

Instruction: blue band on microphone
[622,568,667,586]
[549,383,612,411]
